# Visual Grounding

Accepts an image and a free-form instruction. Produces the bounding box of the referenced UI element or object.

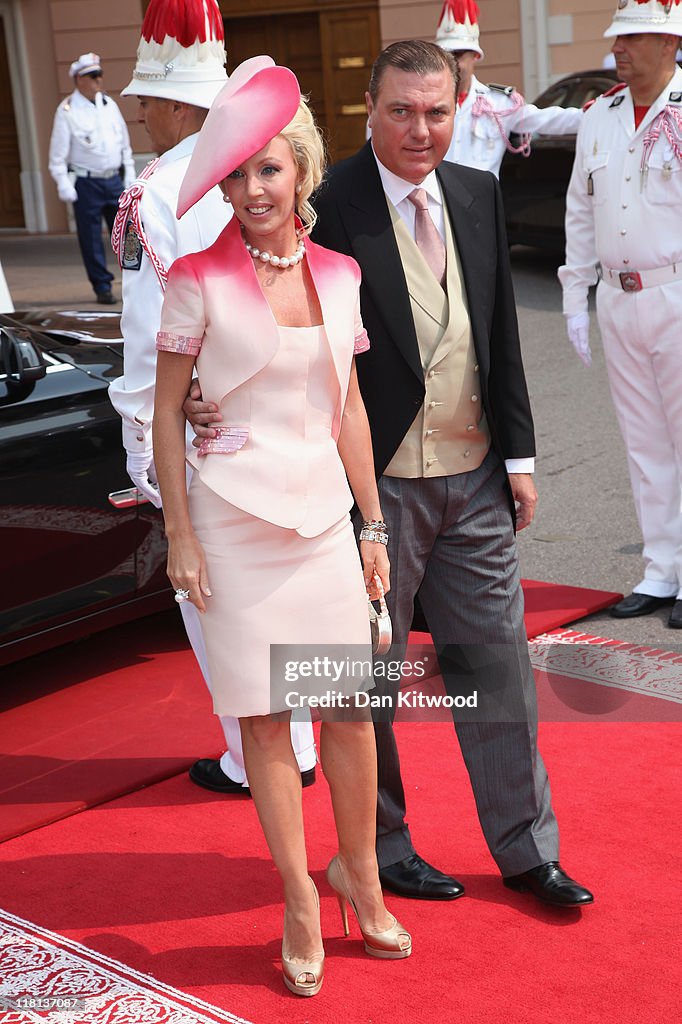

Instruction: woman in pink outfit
[152,58,411,996]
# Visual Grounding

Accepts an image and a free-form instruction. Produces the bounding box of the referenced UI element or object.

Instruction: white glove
[57,180,78,203]
[126,451,162,508]
[566,312,592,367]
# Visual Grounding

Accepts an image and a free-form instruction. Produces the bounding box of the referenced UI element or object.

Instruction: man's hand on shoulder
[509,473,537,531]
[184,379,222,446]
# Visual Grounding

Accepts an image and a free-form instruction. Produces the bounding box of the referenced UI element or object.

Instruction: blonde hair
[279,97,326,236]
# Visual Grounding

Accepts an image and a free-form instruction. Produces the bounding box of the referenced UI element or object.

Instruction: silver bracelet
[359,527,389,545]
[362,519,387,530]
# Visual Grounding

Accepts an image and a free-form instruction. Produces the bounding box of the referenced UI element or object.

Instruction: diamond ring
[174,588,190,603]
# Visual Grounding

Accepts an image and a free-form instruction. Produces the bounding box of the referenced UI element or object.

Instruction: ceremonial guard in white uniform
[435,1,583,176]
[559,0,682,628]
[49,53,135,303]
[109,0,317,788]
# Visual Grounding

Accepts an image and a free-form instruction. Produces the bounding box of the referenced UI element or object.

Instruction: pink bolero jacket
[156,215,370,537]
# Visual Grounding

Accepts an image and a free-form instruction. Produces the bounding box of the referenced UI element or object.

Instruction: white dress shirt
[373,149,446,241]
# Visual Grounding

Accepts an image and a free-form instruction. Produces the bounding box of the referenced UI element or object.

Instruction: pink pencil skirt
[187,475,372,718]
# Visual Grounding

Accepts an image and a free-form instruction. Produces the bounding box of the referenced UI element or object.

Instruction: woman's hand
[167,531,212,613]
[360,540,390,600]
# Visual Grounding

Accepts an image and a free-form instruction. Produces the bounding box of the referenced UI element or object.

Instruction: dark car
[499,69,618,252]
[0,310,170,667]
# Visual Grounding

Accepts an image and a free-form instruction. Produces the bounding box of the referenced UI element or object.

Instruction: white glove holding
[57,180,78,203]
[566,312,592,367]
[126,451,162,508]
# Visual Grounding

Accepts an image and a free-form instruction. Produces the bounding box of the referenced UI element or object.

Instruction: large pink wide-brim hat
[177,56,301,219]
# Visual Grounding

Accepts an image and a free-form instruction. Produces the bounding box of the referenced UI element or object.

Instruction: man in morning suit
[187,40,593,908]
[311,40,593,908]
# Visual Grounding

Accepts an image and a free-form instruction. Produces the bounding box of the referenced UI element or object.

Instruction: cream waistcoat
[383,198,490,478]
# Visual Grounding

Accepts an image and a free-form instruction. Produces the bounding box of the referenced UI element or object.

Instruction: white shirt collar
[71,89,96,108]
[371,146,442,208]
[158,132,200,168]
[658,64,682,110]
[370,145,446,242]
[455,75,486,115]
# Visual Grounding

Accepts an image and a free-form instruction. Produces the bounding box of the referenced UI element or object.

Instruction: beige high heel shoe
[281,878,325,997]
[327,856,412,959]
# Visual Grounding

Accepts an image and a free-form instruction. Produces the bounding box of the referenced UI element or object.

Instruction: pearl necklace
[244,237,305,269]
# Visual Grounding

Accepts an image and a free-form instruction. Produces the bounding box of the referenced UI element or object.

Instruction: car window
[568,77,619,107]
[535,83,572,109]
[579,84,610,105]
[534,72,617,110]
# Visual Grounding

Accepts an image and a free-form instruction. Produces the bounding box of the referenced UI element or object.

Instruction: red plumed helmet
[122,0,227,109]
[435,0,484,58]
[141,0,224,47]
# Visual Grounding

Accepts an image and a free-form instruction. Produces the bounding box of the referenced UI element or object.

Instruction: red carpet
[0,613,222,843]
[0,582,620,844]
[0,719,677,1024]
[521,579,621,637]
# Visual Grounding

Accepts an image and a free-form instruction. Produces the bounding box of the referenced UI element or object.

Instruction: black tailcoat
[312,143,535,493]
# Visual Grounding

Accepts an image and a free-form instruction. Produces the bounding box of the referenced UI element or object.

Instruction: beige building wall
[547,1,615,78]
[379,0,525,92]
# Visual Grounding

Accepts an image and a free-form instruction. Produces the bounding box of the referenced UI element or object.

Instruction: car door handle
[108,487,151,508]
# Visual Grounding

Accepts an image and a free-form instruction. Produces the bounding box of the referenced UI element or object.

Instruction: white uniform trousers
[596,280,682,599]
[179,593,317,786]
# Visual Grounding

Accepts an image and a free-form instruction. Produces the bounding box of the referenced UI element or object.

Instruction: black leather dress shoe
[668,600,682,629]
[379,853,464,900]
[189,758,316,795]
[610,593,674,618]
[503,862,594,907]
[96,291,116,305]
